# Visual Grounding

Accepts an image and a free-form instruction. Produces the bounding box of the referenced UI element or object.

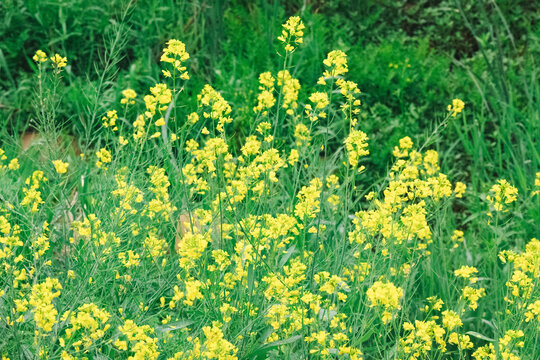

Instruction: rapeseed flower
[50,53,67,68]
[367,280,403,323]
[278,16,305,52]
[344,129,369,169]
[447,98,465,116]
[487,179,518,211]
[102,109,118,131]
[33,50,48,63]
[52,159,69,174]
[161,39,190,80]
[318,50,348,85]
[95,148,112,169]
[121,88,137,104]
[29,277,62,332]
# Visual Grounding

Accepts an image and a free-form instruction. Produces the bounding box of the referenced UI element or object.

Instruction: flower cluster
[277,16,305,52]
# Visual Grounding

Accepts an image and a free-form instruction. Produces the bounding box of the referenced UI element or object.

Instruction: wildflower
[442,310,462,330]
[143,232,167,258]
[177,231,209,269]
[400,320,446,356]
[525,300,540,323]
[487,179,518,212]
[498,330,524,359]
[454,181,466,197]
[344,129,369,169]
[145,166,177,220]
[188,112,199,124]
[50,53,67,68]
[294,123,311,147]
[133,115,146,140]
[277,70,300,114]
[151,83,172,106]
[449,333,473,349]
[393,136,414,158]
[111,168,144,213]
[462,286,485,310]
[253,72,275,114]
[305,91,329,121]
[447,99,465,116]
[472,343,496,360]
[451,229,465,249]
[161,39,190,80]
[95,148,111,169]
[117,319,159,359]
[33,50,48,63]
[119,136,128,146]
[367,280,403,323]
[318,50,348,85]
[121,88,137,105]
[29,278,62,333]
[8,158,19,170]
[198,84,232,133]
[53,160,69,174]
[454,265,479,282]
[277,16,305,52]
[21,170,47,213]
[118,250,140,268]
[184,279,205,306]
[63,303,111,351]
[32,221,51,259]
[294,178,322,219]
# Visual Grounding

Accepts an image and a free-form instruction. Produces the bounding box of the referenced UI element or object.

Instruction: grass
[0,1,538,359]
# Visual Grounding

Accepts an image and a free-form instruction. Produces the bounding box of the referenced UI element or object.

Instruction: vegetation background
[0,0,538,359]
[1,0,538,206]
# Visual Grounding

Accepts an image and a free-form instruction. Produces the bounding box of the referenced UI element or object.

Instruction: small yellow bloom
[8,158,19,170]
[50,53,67,68]
[33,50,48,63]
[96,148,111,169]
[454,181,466,198]
[120,89,137,105]
[447,98,465,116]
[155,117,166,127]
[277,16,305,52]
[487,179,518,212]
[52,160,69,174]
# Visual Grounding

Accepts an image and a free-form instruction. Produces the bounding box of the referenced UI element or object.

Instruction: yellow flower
[20,170,47,213]
[277,70,300,113]
[50,53,67,68]
[442,310,462,330]
[277,16,305,52]
[447,98,465,116]
[8,158,19,170]
[155,117,166,127]
[161,39,190,80]
[318,50,348,84]
[486,179,518,212]
[367,280,403,323]
[53,160,69,174]
[29,277,62,333]
[462,286,485,310]
[344,129,369,169]
[96,148,112,169]
[454,265,478,282]
[33,49,48,63]
[454,181,466,197]
[121,89,137,105]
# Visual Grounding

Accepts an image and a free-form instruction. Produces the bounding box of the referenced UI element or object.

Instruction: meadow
[0,1,538,359]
